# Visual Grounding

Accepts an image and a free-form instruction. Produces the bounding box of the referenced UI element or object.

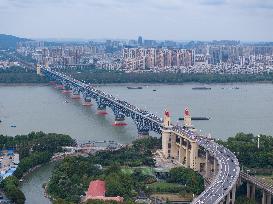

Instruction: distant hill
[0,34,31,49]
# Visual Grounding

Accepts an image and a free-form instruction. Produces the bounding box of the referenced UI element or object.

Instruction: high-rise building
[138,36,143,46]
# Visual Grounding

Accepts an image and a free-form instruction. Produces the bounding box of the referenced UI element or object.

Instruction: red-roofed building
[83,180,124,203]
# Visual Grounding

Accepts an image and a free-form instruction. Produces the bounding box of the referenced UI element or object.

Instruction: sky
[0,0,273,41]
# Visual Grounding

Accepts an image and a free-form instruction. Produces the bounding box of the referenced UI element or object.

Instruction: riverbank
[0,83,48,86]
[68,72,273,84]
[1,81,273,87]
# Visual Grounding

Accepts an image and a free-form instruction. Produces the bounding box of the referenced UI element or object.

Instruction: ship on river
[127,86,143,90]
[192,87,211,90]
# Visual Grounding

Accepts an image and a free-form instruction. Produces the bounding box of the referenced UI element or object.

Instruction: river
[0,83,273,203]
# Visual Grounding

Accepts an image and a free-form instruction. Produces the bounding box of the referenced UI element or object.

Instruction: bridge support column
[113,115,127,127]
[251,184,255,200]
[226,192,230,204]
[247,182,251,198]
[55,83,64,90]
[266,194,271,204]
[262,191,266,204]
[205,151,209,178]
[178,145,184,164]
[161,130,171,158]
[185,141,190,168]
[97,104,107,115]
[62,84,72,94]
[190,142,198,171]
[138,130,149,139]
[162,111,172,159]
[82,97,92,106]
[213,158,217,176]
[231,186,236,204]
[71,89,81,99]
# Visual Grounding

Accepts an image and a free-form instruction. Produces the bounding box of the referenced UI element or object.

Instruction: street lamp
[257,134,260,149]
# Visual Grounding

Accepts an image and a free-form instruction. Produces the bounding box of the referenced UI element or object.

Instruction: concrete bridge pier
[55,82,64,90]
[49,80,56,85]
[224,186,236,204]
[137,129,149,139]
[205,151,209,178]
[262,191,272,204]
[62,84,72,94]
[71,89,81,99]
[82,97,92,106]
[113,115,127,127]
[213,157,218,176]
[97,104,107,115]
[246,182,256,200]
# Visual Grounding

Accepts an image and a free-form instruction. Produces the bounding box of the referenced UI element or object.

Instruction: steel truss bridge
[40,67,240,204]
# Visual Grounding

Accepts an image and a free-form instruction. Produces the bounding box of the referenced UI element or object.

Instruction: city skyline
[0,0,273,41]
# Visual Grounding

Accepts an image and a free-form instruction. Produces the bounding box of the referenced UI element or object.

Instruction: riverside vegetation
[0,132,76,204]
[48,137,204,204]
[0,66,48,83]
[65,67,273,84]
[219,133,273,204]
[1,64,273,84]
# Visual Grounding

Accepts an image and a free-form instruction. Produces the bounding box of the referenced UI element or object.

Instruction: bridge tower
[162,110,173,158]
[184,107,192,128]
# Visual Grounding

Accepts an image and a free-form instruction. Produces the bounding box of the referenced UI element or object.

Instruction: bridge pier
[137,130,149,138]
[224,186,236,204]
[113,115,127,127]
[226,192,231,204]
[205,151,209,178]
[251,184,256,200]
[213,158,217,176]
[62,84,72,94]
[247,182,251,198]
[55,83,64,90]
[82,97,92,106]
[246,182,256,200]
[49,81,56,85]
[231,186,236,204]
[71,89,81,99]
[97,104,107,115]
[267,194,272,204]
[262,192,272,204]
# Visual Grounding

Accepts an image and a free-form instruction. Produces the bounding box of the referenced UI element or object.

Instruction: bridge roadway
[41,67,240,204]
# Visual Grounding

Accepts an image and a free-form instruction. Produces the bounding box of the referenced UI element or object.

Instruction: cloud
[0,0,272,40]
[198,0,226,5]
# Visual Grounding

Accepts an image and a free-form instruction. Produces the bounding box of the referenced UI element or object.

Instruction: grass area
[256,175,273,185]
[151,193,193,202]
[140,167,154,176]
[121,167,154,176]
[121,168,134,175]
[147,182,187,194]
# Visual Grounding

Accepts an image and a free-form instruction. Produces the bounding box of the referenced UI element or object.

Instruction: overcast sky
[0,0,273,41]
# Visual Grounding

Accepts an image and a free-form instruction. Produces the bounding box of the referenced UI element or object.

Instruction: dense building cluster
[14,37,273,74]
[122,48,194,72]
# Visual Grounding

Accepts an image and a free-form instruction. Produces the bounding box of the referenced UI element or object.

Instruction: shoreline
[0,83,48,86]
[0,81,272,87]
